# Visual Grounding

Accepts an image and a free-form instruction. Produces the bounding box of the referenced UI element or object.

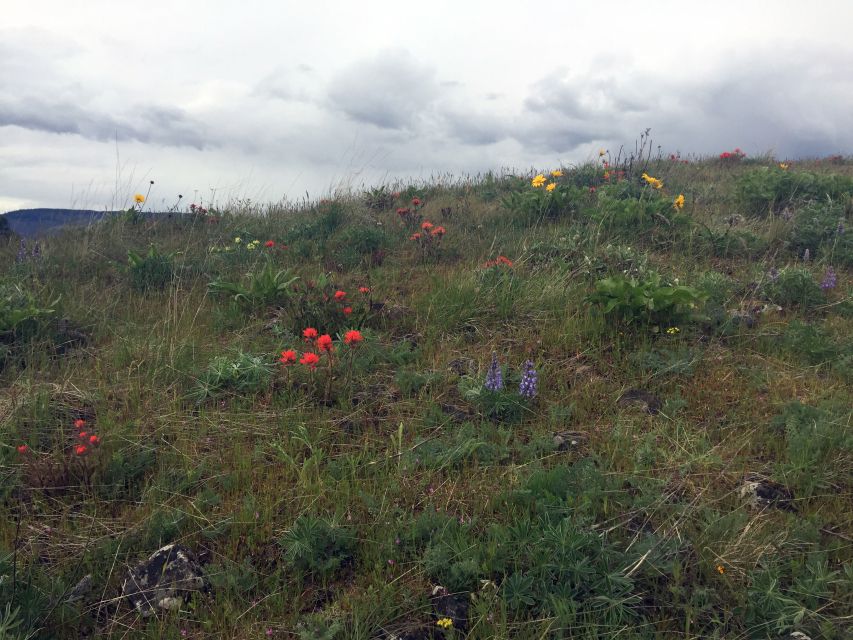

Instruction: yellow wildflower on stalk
[779,163,789,170]
[598,149,606,157]
[666,327,680,335]
[716,564,725,575]
[234,237,242,244]
[673,194,685,210]
[641,173,664,189]
[134,194,145,204]
[551,169,563,177]
[531,174,546,188]
[546,182,556,192]
[436,618,454,630]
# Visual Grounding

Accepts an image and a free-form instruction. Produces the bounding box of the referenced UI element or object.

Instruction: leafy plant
[363,185,395,211]
[191,351,273,402]
[280,515,355,581]
[788,202,851,267]
[501,178,582,223]
[586,272,706,327]
[737,167,853,216]
[761,268,825,310]
[208,263,299,310]
[127,245,175,291]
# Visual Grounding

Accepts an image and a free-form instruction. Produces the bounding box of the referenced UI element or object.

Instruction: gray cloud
[327,49,439,130]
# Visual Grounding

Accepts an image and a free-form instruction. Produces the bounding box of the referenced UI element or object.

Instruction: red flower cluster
[189,203,209,215]
[265,240,276,248]
[358,286,370,294]
[283,327,364,370]
[74,420,100,456]
[344,330,363,345]
[603,169,626,182]
[484,255,514,268]
[719,148,746,163]
[410,221,445,241]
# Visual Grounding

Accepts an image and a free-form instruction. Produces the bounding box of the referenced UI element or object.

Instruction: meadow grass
[1,155,851,639]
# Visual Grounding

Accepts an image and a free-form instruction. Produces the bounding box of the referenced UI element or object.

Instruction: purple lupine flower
[519,360,538,399]
[484,352,503,391]
[821,267,837,290]
[802,248,810,262]
[32,241,41,260]
[16,239,27,264]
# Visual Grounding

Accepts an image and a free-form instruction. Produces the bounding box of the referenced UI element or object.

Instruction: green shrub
[761,268,825,309]
[191,350,273,402]
[593,190,690,236]
[363,185,395,211]
[501,179,583,223]
[280,515,355,582]
[736,167,853,216]
[586,272,706,327]
[127,245,175,291]
[208,262,299,311]
[788,202,852,266]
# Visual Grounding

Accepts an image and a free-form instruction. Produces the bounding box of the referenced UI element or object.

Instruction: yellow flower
[779,163,789,170]
[641,173,664,189]
[546,182,556,192]
[234,237,242,244]
[673,194,685,210]
[436,618,454,629]
[716,564,725,575]
[598,149,606,156]
[134,194,145,204]
[666,327,680,335]
[550,169,563,177]
[531,174,546,188]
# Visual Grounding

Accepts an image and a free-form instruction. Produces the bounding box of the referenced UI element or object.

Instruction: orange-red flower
[344,330,363,345]
[75,444,87,456]
[334,290,346,301]
[410,233,422,241]
[74,419,86,429]
[300,352,320,369]
[430,226,446,236]
[498,255,513,266]
[317,334,334,352]
[358,286,370,294]
[78,431,88,439]
[343,306,353,315]
[89,435,100,445]
[411,197,421,206]
[279,349,297,365]
[17,444,28,454]
[303,327,318,341]
[421,221,433,231]
[265,240,275,248]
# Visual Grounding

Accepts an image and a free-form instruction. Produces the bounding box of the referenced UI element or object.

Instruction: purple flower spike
[519,360,538,399]
[821,267,837,290]
[484,352,503,391]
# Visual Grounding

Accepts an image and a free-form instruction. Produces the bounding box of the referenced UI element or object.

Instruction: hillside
[1,154,851,639]
[1,209,115,238]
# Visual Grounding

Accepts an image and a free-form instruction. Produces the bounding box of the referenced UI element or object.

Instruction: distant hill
[0,208,116,237]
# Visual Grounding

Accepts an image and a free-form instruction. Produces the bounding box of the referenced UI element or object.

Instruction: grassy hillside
[1,153,851,639]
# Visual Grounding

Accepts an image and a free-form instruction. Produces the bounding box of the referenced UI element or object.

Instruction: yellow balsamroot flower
[716,564,725,575]
[436,618,454,629]
[666,327,680,335]
[234,237,242,244]
[531,174,546,188]
[546,182,556,192]
[551,169,563,177]
[673,194,685,210]
[599,149,606,156]
[641,173,664,189]
[779,163,789,170]
[134,194,145,204]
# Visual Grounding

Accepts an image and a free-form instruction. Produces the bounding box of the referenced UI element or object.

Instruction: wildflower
[410,232,422,241]
[768,267,779,282]
[716,564,725,575]
[589,186,596,194]
[359,286,370,294]
[89,435,100,445]
[387,558,395,566]
[279,349,297,365]
[302,327,318,341]
[837,219,845,235]
[343,306,353,315]
[484,352,504,391]
[78,431,88,439]
[641,173,663,189]
[74,419,87,429]
[396,207,409,216]
[15,239,27,264]
[673,194,685,210]
[598,149,606,156]
[531,174,546,188]
[247,242,257,251]
[821,267,837,290]
[334,290,347,301]
[265,240,275,248]
[421,221,434,231]
[17,444,28,454]
[519,360,538,399]
[551,169,563,177]
[316,334,334,352]
[779,163,789,170]
[666,327,680,335]
[266,629,273,637]
[411,197,422,206]
[75,444,87,456]
[344,330,364,345]
[436,618,453,630]
[234,237,242,244]
[134,194,145,204]
[545,182,556,192]
[430,226,446,236]
[300,352,320,369]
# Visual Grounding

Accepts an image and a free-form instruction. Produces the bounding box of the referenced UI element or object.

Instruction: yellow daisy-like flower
[779,163,789,170]
[531,174,546,188]
[234,237,242,244]
[666,327,680,335]
[673,194,685,210]
[641,173,664,189]
[716,564,725,575]
[436,618,454,629]
[546,182,556,192]
[550,169,563,177]
[598,149,606,157]
[134,194,145,204]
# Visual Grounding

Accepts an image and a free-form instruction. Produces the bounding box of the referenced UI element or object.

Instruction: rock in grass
[431,585,469,631]
[739,475,796,512]
[553,431,587,452]
[65,573,93,603]
[617,389,662,415]
[122,544,208,617]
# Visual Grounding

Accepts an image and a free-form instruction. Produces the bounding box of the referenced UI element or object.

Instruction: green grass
[1,156,851,639]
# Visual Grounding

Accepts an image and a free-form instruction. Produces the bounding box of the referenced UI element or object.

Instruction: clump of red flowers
[265,240,276,248]
[719,148,746,164]
[299,352,320,369]
[303,327,319,342]
[73,420,100,456]
[358,286,370,294]
[17,444,29,454]
[484,255,514,268]
[279,349,297,365]
[344,330,363,345]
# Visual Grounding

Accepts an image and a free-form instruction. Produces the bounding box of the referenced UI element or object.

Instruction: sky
[2,0,852,212]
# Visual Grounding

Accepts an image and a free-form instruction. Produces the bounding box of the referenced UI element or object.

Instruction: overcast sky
[2,0,852,212]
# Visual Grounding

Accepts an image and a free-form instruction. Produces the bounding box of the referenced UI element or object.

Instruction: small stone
[122,544,208,617]
[617,389,662,415]
[553,431,587,452]
[739,475,796,512]
[65,574,93,603]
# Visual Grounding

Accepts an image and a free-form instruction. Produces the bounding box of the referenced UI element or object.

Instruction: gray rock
[617,389,662,415]
[447,358,475,376]
[553,431,587,452]
[739,475,796,512]
[65,574,93,603]
[431,585,469,631]
[122,544,208,617]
